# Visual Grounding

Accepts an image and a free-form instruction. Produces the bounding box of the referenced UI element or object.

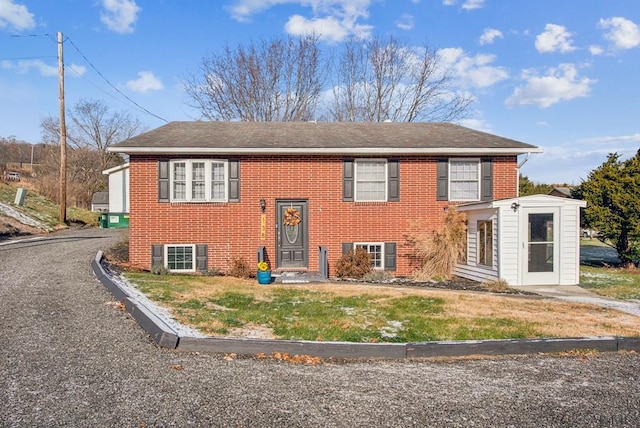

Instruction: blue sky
[1,0,639,184]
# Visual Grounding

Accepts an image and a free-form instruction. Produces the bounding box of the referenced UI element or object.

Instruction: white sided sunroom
[454,195,586,286]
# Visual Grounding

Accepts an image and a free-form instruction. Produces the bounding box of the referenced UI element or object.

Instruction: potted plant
[257,261,271,284]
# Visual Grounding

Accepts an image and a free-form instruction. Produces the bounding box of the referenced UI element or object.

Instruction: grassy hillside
[0,180,98,230]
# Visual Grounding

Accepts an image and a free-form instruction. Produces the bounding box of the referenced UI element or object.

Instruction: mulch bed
[336,277,538,296]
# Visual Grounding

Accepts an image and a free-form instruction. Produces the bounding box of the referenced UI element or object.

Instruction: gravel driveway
[1,227,639,427]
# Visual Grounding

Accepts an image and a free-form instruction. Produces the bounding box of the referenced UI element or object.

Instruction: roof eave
[109,147,543,156]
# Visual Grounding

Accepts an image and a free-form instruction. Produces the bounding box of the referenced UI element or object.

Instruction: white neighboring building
[455,195,586,286]
[103,163,129,213]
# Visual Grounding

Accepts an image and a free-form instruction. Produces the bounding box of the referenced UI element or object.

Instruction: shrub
[335,248,372,279]
[362,270,394,282]
[228,256,252,278]
[206,266,223,277]
[407,206,467,281]
[483,279,509,293]
[105,237,129,263]
[151,264,170,275]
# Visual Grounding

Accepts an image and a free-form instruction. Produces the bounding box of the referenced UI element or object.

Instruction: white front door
[521,208,560,285]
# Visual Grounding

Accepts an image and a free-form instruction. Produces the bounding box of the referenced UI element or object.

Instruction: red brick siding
[128,155,518,276]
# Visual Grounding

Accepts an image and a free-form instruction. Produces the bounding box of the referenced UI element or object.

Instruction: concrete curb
[93,252,179,349]
[92,253,640,359]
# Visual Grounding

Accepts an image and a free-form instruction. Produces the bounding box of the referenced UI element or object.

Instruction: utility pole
[58,31,67,223]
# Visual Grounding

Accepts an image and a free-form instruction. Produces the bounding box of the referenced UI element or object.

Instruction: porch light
[511,202,520,212]
[260,198,266,213]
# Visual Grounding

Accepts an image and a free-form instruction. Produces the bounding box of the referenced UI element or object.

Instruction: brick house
[110,121,541,278]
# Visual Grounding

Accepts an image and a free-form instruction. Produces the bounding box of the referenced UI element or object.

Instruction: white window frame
[354,159,388,202]
[354,242,385,270]
[170,160,229,202]
[164,244,196,273]
[477,220,493,268]
[449,158,480,202]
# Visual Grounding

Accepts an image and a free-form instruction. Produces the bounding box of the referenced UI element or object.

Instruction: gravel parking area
[1,227,640,427]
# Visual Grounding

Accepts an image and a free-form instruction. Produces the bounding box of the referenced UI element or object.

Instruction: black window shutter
[388,160,399,202]
[481,159,493,201]
[151,245,164,267]
[384,242,397,271]
[342,242,353,255]
[158,160,169,202]
[436,159,448,201]
[196,244,208,273]
[343,160,354,202]
[229,160,240,202]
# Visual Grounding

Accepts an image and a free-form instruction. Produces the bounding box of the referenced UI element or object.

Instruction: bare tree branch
[330,36,472,123]
[184,35,325,122]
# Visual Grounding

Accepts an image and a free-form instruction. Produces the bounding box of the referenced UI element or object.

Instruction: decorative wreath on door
[283,207,301,226]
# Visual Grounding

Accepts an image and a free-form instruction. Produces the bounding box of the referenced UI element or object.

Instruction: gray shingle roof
[110,121,541,155]
[92,191,109,205]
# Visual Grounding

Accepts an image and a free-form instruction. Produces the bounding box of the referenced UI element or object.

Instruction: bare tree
[40,99,143,170]
[38,99,138,207]
[184,35,325,122]
[330,36,472,123]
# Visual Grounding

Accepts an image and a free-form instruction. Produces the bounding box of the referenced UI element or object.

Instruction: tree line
[184,35,471,123]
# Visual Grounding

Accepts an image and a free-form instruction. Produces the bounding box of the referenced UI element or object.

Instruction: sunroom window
[478,220,493,267]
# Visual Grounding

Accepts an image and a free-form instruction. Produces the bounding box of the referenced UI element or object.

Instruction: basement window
[355,243,384,269]
[165,244,195,272]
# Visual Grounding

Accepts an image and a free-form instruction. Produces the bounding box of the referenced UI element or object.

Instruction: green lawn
[580,240,640,300]
[580,266,640,300]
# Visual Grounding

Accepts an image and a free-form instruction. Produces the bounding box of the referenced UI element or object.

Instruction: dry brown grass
[154,275,640,339]
[407,206,467,280]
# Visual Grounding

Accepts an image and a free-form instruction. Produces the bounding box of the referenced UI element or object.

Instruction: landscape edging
[92,252,639,359]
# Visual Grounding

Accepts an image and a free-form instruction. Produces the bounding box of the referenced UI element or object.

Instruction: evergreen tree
[573,150,640,267]
[519,174,552,196]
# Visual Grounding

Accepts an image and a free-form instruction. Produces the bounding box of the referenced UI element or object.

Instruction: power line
[4,32,168,123]
[64,35,168,123]
[0,55,56,60]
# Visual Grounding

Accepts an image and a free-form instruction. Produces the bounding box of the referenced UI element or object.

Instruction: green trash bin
[98,213,108,228]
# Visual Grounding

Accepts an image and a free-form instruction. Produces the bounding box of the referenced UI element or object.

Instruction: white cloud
[535,24,576,53]
[598,17,640,50]
[66,64,87,77]
[2,59,56,76]
[0,0,35,31]
[395,13,414,31]
[458,118,492,133]
[285,14,372,41]
[227,0,373,41]
[589,45,604,55]
[579,133,640,145]
[442,0,485,9]
[100,0,141,34]
[505,63,596,108]
[126,71,164,93]
[479,28,503,45]
[1,59,87,77]
[437,47,509,88]
[462,0,484,10]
